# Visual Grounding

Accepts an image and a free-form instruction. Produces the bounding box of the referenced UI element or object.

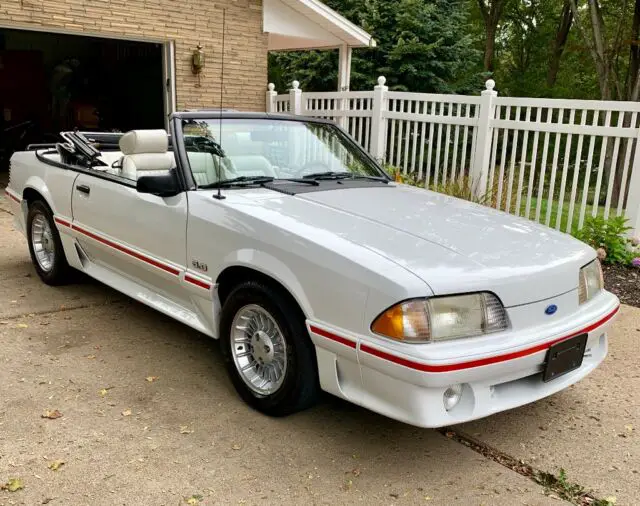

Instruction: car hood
[231,184,594,307]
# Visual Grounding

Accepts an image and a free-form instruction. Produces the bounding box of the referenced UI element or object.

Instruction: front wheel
[219,280,320,416]
[26,200,72,285]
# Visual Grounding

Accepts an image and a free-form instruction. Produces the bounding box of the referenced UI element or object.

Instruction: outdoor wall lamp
[192,44,205,73]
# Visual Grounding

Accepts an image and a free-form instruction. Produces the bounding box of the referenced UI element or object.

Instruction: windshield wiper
[200,176,322,189]
[302,171,388,183]
[199,176,275,189]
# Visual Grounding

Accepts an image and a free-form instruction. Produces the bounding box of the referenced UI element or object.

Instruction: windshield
[180,118,387,187]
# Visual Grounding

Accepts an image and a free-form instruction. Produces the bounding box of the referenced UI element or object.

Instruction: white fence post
[266,83,277,113]
[470,79,497,197]
[289,81,302,115]
[623,129,640,237]
[369,76,389,163]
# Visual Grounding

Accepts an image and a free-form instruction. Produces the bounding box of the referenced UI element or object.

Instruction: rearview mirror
[136,169,180,197]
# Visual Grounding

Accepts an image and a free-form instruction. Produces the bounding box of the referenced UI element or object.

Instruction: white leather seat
[119,129,175,180]
[223,132,277,178]
[228,155,276,178]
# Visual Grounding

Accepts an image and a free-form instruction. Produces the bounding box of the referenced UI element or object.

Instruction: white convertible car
[5,111,619,428]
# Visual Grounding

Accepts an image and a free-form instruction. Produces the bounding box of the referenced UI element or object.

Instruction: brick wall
[1,0,268,112]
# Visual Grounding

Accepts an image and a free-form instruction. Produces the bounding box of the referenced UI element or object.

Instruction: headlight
[371,292,509,343]
[579,259,603,304]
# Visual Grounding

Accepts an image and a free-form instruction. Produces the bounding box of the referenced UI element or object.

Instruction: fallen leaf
[14,323,28,329]
[231,443,241,450]
[180,426,193,434]
[122,409,132,417]
[625,424,633,432]
[1,478,24,492]
[41,410,62,420]
[604,497,617,505]
[341,479,353,491]
[99,386,114,397]
[351,468,361,477]
[48,460,65,471]
[185,495,203,505]
[145,376,159,382]
[86,355,96,360]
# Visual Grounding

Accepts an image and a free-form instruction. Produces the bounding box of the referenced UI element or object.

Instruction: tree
[268,0,483,93]
[547,1,574,88]
[476,0,511,71]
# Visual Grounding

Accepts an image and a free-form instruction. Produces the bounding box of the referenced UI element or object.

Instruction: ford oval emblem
[545,304,558,315]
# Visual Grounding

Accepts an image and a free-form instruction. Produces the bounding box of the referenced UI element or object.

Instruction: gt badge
[192,260,208,272]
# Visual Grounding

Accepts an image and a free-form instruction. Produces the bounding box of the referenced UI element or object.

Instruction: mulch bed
[603,264,640,308]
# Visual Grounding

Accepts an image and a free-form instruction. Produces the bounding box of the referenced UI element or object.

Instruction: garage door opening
[0,28,168,171]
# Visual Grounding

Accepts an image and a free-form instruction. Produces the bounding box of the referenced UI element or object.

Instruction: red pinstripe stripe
[360,305,620,373]
[54,217,71,228]
[5,190,21,204]
[71,223,180,276]
[185,274,211,290]
[309,325,357,349]
[311,305,619,372]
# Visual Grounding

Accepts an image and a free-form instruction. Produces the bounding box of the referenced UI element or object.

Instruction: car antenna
[213,7,227,201]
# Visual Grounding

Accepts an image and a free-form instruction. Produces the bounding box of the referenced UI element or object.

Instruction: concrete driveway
[0,192,637,506]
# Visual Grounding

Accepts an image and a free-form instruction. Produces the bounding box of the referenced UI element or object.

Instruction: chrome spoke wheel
[31,213,56,273]
[231,304,288,396]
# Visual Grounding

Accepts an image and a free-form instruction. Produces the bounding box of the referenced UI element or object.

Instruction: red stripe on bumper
[309,325,357,349]
[71,224,180,276]
[185,274,211,290]
[357,304,620,373]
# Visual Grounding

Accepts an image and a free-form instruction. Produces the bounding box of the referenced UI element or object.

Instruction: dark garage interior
[0,28,165,171]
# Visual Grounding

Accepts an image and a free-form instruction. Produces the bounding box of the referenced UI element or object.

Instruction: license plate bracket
[543,334,588,383]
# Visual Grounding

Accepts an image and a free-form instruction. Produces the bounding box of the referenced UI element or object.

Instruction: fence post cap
[291,80,300,90]
[485,79,496,91]
[377,76,386,86]
[267,83,275,91]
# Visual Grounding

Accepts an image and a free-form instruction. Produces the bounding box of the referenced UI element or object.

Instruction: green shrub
[573,215,634,265]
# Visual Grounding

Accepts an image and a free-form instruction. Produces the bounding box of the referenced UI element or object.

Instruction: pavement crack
[437,427,612,506]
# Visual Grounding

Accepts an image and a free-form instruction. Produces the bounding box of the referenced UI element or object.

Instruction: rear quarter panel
[8,152,77,228]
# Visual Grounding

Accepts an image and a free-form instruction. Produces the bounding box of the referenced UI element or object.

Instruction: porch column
[338,44,352,91]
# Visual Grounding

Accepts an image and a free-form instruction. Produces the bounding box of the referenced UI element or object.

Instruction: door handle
[76,184,90,195]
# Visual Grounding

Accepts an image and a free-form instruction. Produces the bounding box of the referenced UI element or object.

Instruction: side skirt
[74,243,213,337]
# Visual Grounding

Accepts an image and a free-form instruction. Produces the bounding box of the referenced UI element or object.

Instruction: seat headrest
[119,130,168,155]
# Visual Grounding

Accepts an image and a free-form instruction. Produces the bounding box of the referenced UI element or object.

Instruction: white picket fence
[266,78,640,237]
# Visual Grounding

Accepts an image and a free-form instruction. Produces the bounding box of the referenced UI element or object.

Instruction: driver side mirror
[136,169,181,197]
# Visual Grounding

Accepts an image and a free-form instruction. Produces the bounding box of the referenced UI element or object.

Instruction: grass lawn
[514,197,608,235]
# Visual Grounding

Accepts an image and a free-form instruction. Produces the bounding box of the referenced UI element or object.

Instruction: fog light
[443,384,463,411]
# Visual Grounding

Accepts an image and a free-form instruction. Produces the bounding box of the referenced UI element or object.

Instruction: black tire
[219,280,320,416]
[26,199,72,286]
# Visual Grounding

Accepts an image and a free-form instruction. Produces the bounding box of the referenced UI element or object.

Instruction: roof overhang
[263,0,375,51]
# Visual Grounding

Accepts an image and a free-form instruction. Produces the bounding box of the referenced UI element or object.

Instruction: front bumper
[308,290,619,428]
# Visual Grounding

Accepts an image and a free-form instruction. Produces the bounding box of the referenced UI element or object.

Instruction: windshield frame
[171,112,391,190]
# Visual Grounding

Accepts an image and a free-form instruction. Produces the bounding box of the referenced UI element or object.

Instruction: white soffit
[264,0,375,50]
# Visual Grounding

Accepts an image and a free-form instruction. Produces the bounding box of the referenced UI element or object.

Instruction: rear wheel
[27,200,72,285]
[219,280,319,416]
